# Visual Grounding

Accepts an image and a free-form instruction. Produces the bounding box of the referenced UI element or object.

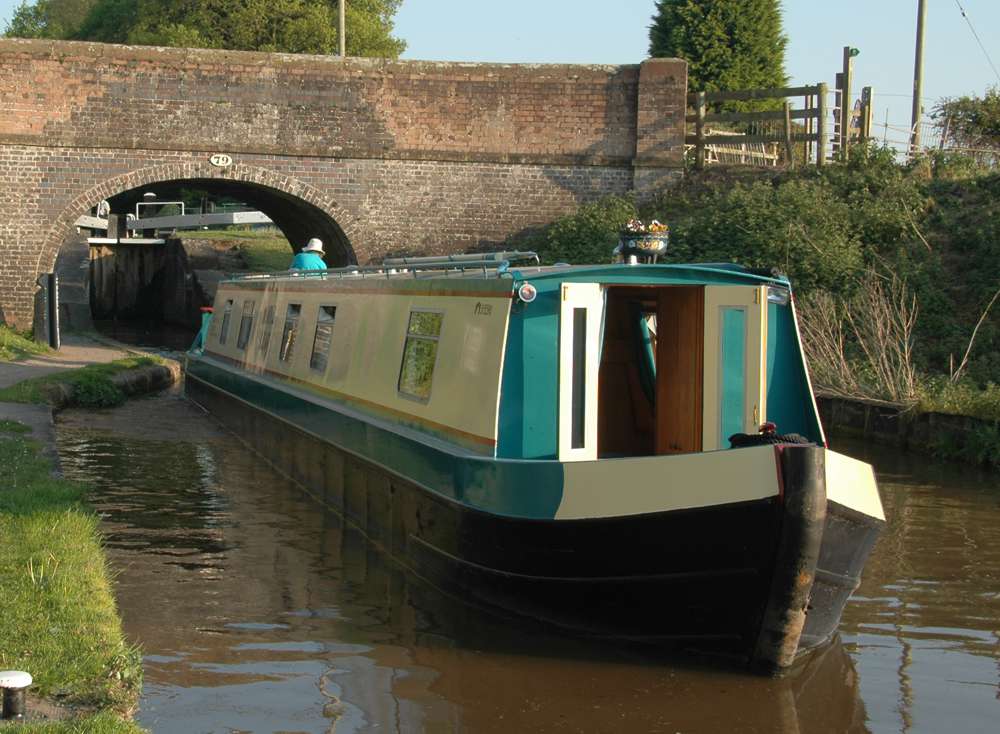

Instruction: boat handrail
[227,251,540,282]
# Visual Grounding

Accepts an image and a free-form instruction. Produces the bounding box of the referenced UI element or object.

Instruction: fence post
[695,91,707,170]
[939,116,951,150]
[804,94,814,163]
[860,86,874,143]
[839,46,854,159]
[783,102,795,169]
[817,83,828,167]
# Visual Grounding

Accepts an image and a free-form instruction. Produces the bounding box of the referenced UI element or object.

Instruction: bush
[649,176,863,294]
[71,376,127,408]
[532,195,638,265]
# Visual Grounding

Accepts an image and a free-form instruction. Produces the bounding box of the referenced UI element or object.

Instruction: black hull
[187,373,881,671]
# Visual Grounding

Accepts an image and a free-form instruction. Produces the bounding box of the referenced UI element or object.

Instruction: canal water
[54,392,1000,733]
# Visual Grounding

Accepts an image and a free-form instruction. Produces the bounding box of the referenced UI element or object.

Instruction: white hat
[303,238,325,254]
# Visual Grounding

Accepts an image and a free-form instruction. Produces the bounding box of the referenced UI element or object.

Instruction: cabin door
[702,286,768,451]
[559,283,605,461]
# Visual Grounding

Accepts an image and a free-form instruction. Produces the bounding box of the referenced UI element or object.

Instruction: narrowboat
[184,250,884,672]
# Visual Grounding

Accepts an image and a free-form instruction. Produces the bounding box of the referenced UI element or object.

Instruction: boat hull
[186,367,882,671]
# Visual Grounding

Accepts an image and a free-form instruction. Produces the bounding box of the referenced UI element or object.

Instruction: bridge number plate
[209,153,233,168]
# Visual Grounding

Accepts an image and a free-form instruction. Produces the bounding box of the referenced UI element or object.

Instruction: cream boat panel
[824,449,885,521]
[209,282,512,450]
[557,445,781,520]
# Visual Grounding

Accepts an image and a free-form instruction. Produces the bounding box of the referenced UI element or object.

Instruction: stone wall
[0,39,687,329]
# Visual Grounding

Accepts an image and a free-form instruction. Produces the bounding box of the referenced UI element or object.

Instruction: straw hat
[303,238,325,255]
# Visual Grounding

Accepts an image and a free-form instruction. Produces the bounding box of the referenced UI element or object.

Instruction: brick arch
[36,162,363,275]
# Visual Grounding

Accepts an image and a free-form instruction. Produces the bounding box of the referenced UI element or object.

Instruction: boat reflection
[56,398,872,733]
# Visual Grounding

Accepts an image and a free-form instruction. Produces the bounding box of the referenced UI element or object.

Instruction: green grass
[0,424,142,729]
[918,379,1000,423]
[0,325,50,362]
[0,419,31,434]
[0,358,159,407]
[10,712,144,733]
[183,227,292,272]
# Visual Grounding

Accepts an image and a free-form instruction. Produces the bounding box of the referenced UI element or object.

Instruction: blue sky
[2,0,998,143]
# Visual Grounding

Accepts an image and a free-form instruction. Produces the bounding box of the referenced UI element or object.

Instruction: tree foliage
[648,0,787,96]
[5,0,406,57]
[935,87,1000,165]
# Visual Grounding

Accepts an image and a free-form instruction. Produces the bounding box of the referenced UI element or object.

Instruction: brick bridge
[0,38,686,329]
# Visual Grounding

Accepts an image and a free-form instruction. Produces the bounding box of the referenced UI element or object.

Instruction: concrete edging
[816,394,999,456]
[41,361,182,410]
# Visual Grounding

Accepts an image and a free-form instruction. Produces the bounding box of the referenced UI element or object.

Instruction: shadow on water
[58,393,1000,733]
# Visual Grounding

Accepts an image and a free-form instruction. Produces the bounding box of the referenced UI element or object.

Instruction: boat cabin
[199,255,823,463]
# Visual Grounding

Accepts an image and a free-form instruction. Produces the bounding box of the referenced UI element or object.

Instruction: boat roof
[223,251,791,289]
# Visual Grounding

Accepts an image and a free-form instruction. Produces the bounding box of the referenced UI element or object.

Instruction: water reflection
[52,396,997,732]
[834,438,1000,734]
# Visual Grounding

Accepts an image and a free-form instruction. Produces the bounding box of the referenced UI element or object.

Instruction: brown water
[54,394,1000,733]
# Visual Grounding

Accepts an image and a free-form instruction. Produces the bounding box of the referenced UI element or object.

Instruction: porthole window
[398,311,443,401]
[309,305,337,372]
[279,304,301,363]
[236,300,255,351]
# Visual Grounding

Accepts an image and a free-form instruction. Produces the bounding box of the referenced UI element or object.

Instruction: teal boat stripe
[187,358,565,519]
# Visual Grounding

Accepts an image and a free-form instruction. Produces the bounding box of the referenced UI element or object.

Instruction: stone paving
[0,333,128,390]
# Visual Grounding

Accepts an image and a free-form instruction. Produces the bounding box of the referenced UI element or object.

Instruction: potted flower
[616,219,669,263]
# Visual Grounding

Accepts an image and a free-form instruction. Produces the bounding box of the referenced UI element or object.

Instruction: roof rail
[381,251,539,268]
[226,251,540,283]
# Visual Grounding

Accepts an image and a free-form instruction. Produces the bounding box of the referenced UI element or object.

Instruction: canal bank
[816,394,1000,468]
[0,334,179,731]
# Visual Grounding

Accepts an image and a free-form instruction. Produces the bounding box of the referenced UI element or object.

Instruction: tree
[5,0,97,39]
[648,0,787,94]
[934,87,1000,166]
[5,0,406,58]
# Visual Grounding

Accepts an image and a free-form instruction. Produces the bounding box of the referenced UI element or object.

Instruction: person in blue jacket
[289,238,327,270]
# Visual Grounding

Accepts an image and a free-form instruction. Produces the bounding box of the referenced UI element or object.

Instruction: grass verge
[184,227,292,272]
[0,421,142,731]
[0,326,50,362]
[0,357,160,408]
[11,712,143,733]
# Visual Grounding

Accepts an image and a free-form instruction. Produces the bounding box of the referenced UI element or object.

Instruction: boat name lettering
[474,302,493,316]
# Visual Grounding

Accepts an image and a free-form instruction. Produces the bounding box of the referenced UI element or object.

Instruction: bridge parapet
[0,39,686,330]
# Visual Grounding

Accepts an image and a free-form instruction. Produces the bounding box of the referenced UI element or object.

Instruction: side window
[258,304,276,358]
[279,304,301,363]
[236,300,256,350]
[398,311,443,401]
[309,305,337,373]
[218,299,234,345]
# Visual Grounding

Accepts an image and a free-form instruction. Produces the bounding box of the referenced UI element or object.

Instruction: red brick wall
[0,39,686,328]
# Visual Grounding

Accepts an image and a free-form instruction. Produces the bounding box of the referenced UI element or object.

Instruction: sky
[1,0,997,145]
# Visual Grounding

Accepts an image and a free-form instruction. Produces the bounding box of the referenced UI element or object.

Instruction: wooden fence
[686,84,828,170]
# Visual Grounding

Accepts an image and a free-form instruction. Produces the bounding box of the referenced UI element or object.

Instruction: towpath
[0,334,130,462]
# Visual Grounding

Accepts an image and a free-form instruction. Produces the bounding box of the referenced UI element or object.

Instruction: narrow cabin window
[218,300,234,345]
[309,306,337,372]
[279,304,301,363]
[258,304,276,358]
[236,300,255,350]
[398,311,443,401]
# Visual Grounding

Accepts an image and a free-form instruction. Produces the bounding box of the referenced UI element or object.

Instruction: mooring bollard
[0,670,32,720]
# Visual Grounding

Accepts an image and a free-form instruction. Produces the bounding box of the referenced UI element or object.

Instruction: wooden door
[655,287,704,454]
